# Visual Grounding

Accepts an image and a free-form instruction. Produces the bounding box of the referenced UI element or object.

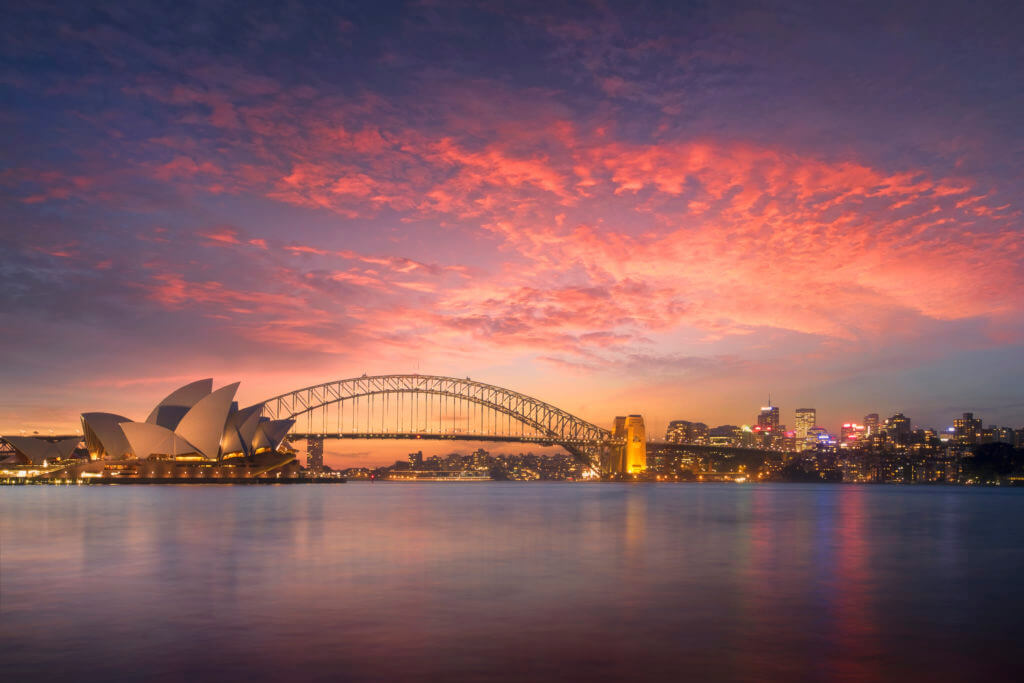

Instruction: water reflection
[1,483,1021,682]
[829,486,877,681]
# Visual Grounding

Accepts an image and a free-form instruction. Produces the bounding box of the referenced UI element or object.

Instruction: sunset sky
[2,1,1022,465]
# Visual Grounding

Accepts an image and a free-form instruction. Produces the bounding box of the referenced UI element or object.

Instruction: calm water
[1,483,1021,682]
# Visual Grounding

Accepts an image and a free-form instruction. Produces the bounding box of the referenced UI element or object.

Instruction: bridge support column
[600,443,625,476]
[610,415,646,475]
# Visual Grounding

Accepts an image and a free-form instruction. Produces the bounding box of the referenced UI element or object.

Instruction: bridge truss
[259,374,617,469]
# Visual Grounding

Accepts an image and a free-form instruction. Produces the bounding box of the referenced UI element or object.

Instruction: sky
[2,0,1023,465]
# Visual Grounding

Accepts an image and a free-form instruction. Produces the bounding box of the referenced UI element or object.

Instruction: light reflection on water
[1,483,1021,682]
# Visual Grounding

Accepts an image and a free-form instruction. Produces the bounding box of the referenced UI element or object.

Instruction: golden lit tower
[611,415,646,474]
[794,408,816,450]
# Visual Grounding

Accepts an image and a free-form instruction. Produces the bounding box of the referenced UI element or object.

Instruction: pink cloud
[12,75,1023,384]
[151,156,222,181]
[198,228,241,245]
[285,244,331,255]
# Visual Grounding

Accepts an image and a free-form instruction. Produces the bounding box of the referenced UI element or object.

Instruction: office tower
[794,409,816,440]
[885,413,912,446]
[840,423,866,443]
[665,420,709,445]
[864,413,879,436]
[953,412,983,446]
[307,436,324,472]
[757,405,780,431]
[472,448,489,468]
[665,420,685,443]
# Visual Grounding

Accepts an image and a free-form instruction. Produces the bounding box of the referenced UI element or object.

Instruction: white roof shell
[52,437,80,459]
[253,419,294,452]
[81,412,133,459]
[220,405,262,455]
[146,379,213,428]
[79,379,281,462]
[175,382,240,460]
[120,422,199,459]
[1,436,80,465]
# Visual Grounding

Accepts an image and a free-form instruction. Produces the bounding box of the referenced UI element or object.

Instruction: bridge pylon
[608,415,646,475]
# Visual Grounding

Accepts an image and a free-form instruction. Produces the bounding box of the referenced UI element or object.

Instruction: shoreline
[0,477,347,485]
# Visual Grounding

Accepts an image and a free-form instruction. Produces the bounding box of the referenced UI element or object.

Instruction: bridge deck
[287,432,612,446]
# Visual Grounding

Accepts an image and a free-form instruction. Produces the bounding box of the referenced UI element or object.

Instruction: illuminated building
[644,444,702,477]
[733,425,756,448]
[975,426,1014,445]
[864,413,880,436]
[665,420,709,445]
[794,408,816,449]
[840,423,866,444]
[953,412,983,446]
[757,405,780,431]
[808,426,830,445]
[752,402,784,450]
[409,450,423,467]
[472,448,489,468]
[86,379,295,461]
[611,415,646,474]
[884,413,912,447]
[782,431,798,452]
[708,425,741,447]
[307,437,324,472]
[8,379,300,481]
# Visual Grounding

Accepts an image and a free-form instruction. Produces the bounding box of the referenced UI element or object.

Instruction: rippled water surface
[2,483,1022,682]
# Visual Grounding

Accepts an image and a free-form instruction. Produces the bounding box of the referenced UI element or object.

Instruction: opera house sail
[2,379,299,482]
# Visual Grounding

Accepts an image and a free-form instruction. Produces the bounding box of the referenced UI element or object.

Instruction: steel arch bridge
[259,374,617,469]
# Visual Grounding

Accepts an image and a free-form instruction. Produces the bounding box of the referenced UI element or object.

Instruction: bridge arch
[259,374,615,468]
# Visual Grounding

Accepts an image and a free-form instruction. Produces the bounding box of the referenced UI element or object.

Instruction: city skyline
[1,367,1013,434]
[8,368,1017,470]
[2,2,1023,441]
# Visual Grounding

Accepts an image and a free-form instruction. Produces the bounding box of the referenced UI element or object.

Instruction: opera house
[2,379,300,482]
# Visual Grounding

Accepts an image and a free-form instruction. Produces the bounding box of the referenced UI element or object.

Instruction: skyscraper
[864,413,880,436]
[885,413,912,446]
[794,408,816,440]
[471,448,489,468]
[307,436,324,472]
[757,405,780,431]
[953,412,983,446]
